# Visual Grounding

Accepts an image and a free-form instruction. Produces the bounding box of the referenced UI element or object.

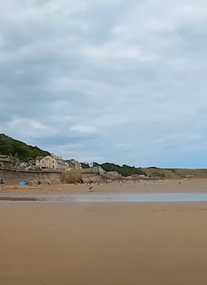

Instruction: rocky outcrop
[101,171,122,180]
[61,170,82,184]
[81,174,102,184]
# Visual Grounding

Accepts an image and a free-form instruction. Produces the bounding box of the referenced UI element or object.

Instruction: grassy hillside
[82,162,207,179]
[100,163,146,176]
[143,167,207,179]
[0,134,50,162]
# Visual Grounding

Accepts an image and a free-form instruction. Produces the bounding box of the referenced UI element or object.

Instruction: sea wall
[0,168,103,185]
[0,168,62,184]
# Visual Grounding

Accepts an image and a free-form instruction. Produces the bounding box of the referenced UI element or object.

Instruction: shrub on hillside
[0,134,50,162]
[150,172,165,178]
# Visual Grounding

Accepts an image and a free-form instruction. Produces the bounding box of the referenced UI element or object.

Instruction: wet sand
[1,202,207,285]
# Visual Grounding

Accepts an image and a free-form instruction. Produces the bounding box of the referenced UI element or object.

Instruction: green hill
[0,134,50,162]
[82,162,147,177]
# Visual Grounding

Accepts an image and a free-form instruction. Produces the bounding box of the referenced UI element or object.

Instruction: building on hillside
[0,155,13,168]
[36,155,68,170]
[68,159,82,170]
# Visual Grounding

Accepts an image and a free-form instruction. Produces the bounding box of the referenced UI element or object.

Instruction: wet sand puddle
[1,192,207,202]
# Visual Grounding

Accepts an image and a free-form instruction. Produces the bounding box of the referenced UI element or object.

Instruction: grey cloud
[1,0,207,167]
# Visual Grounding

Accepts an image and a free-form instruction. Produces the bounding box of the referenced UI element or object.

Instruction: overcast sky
[0,0,207,167]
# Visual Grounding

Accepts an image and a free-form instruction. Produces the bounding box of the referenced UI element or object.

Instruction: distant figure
[88,184,94,191]
[0,184,4,191]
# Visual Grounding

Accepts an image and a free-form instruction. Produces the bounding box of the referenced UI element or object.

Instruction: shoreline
[1,192,207,203]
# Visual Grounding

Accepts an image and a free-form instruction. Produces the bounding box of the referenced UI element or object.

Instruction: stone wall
[0,168,62,184]
[0,168,103,185]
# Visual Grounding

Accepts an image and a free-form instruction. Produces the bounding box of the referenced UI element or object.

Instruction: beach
[1,180,207,284]
[2,178,207,193]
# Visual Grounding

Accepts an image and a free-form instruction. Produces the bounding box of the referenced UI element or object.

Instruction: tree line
[81,162,146,177]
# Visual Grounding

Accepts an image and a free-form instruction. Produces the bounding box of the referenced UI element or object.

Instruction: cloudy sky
[0,0,207,168]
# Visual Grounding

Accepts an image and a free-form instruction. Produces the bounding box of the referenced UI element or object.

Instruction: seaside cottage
[36,155,68,170]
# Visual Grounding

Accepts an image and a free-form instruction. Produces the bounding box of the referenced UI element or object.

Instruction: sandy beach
[1,179,207,284]
[1,199,207,285]
[2,178,207,194]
